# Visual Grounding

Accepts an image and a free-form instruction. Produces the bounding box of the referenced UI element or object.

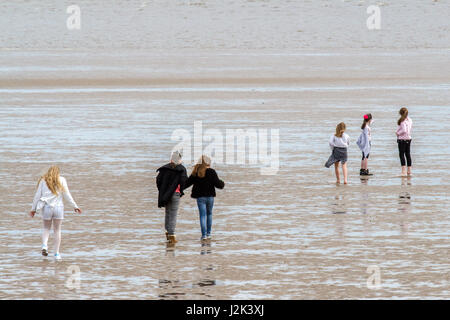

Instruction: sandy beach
[0,1,449,299]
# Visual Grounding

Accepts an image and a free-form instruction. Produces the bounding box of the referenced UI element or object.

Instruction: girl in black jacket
[184,155,225,241]
[156,151,187,244]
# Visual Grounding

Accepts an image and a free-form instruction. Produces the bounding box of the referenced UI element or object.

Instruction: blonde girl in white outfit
[30,166,82,260]
[325,122,350,184]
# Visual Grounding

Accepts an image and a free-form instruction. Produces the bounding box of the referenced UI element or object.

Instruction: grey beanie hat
[170,151,182,164]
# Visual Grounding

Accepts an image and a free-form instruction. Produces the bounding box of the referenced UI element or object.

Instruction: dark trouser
[397,139,412,167]
[165,192,180,235]
[196,197,214,238]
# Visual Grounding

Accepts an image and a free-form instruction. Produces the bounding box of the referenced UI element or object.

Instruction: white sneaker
[41,245,48,257]
[54,253,62,260]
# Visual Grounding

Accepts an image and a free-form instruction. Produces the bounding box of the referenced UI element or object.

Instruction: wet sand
[1,49,449,299]
[0,1,449,300]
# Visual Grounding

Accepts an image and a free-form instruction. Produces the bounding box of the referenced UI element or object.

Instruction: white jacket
[329,133,350,149]
[356,127,371,158]
[31,176,78,213]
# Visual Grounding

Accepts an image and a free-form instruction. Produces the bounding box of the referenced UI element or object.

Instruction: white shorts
[42,205,64,220]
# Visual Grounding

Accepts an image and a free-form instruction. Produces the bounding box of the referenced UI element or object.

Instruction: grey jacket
[356,127,371,158]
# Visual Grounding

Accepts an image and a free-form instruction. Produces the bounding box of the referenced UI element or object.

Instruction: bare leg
[401,166,407,176]
[52,219,63,254]
[407,166,412,175]
[42,219,52,247]
[342,162,348,184]
[334,162,340,183]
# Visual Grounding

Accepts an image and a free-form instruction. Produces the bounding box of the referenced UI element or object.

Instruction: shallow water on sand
[0,49,449,299]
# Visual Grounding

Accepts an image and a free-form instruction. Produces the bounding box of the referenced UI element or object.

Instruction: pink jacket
[396,117,412,140]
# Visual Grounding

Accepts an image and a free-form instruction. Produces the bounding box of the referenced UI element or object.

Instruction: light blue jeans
[196,197,214,238]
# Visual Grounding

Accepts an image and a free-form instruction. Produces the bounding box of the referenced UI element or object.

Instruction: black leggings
[398,139,412,167]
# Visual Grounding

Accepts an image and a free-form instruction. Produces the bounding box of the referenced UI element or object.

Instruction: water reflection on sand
[398,178,412,236]
[1,49,449,299]
[158,242,217,299]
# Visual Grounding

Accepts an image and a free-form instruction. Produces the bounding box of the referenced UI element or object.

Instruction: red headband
[364,114,369,120]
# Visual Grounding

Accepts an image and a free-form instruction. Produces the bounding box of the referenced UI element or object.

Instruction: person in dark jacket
[184,155,225,241]
[156,151,187,244]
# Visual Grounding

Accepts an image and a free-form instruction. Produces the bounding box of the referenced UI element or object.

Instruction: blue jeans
[196,197,214,238]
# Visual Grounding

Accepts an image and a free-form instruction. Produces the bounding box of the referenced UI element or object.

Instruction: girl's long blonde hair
[191,155,211,178]
[335,122,346,138]
[38,165,64,195]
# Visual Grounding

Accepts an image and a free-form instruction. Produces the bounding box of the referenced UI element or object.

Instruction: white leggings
[42,219,63,253]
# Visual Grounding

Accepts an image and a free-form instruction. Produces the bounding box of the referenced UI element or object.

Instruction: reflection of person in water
[360,189,369,215]
[399,192,411,206]
[398,178,412,235]
[332,194,348,215]
[166,241,177,253]
[201,242,212,255]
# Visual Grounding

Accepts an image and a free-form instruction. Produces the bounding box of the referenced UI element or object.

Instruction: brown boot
[168,234,178,244]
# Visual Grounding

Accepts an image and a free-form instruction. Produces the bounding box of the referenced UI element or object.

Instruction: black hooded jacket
[156,163,188,208]
[184,168,225,198]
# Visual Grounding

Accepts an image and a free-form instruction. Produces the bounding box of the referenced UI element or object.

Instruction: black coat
[156,163,188,208]
[184,168,225,198]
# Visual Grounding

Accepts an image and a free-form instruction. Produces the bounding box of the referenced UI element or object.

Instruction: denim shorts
[42,205,64,220]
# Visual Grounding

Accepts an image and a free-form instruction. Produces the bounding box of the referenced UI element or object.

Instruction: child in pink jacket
[396,107,413,176]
